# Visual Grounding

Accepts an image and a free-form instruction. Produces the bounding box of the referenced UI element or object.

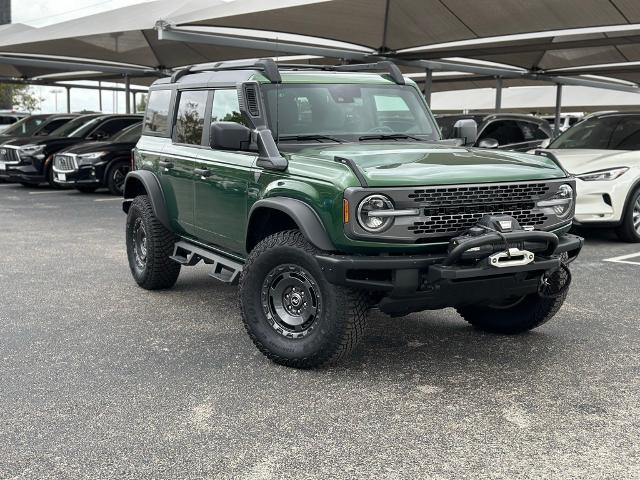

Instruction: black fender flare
[122,170,171,230]
[248,197,336,252]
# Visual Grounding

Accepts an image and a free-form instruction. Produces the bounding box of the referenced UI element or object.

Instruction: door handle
[159,160,173,169]
[193,168,212,178]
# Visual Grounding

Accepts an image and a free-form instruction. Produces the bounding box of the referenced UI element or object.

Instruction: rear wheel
[126,194,180,290]
[106,159,130,196]
[239,230,368,369]
[456,260,570,334]
[615,187,640,243]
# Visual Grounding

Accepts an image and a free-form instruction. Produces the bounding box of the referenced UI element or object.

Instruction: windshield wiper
[358,133,425,141]
[278,134,344,143]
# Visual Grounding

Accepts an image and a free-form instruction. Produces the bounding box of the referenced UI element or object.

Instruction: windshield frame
[261,82,440,144]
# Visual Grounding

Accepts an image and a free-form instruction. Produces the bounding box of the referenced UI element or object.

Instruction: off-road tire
[239,230,368,369]
[456,258,570,335]
[126,194,180,290]
[106,159,130,196]
[76,186,97,193]
[615,186,640,243]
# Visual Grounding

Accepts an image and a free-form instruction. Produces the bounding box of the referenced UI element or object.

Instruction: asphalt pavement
[1,183,638,479]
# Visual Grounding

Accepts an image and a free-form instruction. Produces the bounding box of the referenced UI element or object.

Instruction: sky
[7,1,640,114]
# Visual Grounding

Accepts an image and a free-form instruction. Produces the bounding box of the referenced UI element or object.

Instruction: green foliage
[0,84,43,112]
[136,93,147,113]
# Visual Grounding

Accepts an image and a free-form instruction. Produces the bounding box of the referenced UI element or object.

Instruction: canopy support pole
[554,83,563,137]
[65,86,71,113]
[423,69,433,104]
[98,81,102,112]
[495,77,503,112]
[132,91,137,113]
[124,75,131,114]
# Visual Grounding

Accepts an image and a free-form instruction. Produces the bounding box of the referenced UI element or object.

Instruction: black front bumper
[316,233,583,316]
[53,167,103,188]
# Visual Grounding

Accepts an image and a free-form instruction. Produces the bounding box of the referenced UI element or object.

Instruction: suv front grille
[408,183,550,206]
[409,202,548,235]
[0,147,20,164]
[54,155,77,172]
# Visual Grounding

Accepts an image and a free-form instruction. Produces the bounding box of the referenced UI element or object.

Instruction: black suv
[437,113,552,151]
[53,122,141,195]
[0,114,141,186]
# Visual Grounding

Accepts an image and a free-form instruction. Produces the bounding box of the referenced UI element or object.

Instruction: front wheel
[126,195,181,290]
[239,230,368,369]
[106,160,130,196]
[615,187,640,243]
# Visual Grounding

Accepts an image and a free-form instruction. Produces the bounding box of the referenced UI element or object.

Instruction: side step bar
[170,240,243,284]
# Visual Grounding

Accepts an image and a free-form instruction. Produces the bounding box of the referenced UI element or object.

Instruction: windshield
[549,114,640,150]
[1,115,47,136]
[263,83,439,142]
[50,115,100,138]
[112,122,142,143]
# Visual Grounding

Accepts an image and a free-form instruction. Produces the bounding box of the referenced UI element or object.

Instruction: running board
[170,241,242,284]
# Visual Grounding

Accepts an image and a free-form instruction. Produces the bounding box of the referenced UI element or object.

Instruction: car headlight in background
[19,144,46,159]
[77,151,108,165]
[357,194,395,232]
[576,167,629,182]
[537,183,574,218]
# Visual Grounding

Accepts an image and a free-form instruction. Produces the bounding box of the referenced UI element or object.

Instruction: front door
[193,89,256,254]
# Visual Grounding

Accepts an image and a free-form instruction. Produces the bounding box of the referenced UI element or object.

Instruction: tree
[136,93,147,113]
[0,84,43,112]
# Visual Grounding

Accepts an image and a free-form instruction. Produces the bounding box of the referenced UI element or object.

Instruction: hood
[540,149,639,175]
[61,141,136,155]
[287,142,566,187]
[4,135,84,151]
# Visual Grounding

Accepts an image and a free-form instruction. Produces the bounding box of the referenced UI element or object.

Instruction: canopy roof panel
[0,0,287,69]
[170,0,640,52]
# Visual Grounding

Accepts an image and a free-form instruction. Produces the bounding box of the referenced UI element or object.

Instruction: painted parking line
[28,190,71,195]
[603,252,640,266]
[94,197,123,202]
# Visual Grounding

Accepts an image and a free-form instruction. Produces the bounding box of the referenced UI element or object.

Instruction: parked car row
[0,113,142,195]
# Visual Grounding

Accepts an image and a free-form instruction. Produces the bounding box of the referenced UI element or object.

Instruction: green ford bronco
[123,60,583,369]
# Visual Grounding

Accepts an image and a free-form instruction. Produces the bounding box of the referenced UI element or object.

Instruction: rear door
[193,88,256,254]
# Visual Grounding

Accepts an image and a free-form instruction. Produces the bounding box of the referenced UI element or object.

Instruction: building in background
[0,0,10,25]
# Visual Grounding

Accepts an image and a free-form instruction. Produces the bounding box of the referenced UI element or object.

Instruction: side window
[518,121,549,141]
[479,120,525,145]
[174,90,208,145]
[609,116,640,150]
[143,89,172,135]
[211,89,246,126]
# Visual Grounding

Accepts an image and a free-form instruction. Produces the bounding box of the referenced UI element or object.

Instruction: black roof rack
[169,59,405,85]
[171,58,282,83]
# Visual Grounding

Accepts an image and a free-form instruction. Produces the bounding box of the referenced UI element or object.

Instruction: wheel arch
[246,197,336,253]
[122,170,171,230]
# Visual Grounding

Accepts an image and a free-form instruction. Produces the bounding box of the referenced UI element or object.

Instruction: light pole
[49,88,63,112]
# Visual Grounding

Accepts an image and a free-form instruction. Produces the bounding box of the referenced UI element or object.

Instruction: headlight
[19,144,45,159]
[537,183,574,218]
[357,194,394,232]
[576,167,628,182]
[77,151,107,165]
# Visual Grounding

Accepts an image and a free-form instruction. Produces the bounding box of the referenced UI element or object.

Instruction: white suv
[535,112,640,242]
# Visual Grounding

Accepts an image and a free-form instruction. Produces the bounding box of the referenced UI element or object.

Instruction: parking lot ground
[1,183,639,479]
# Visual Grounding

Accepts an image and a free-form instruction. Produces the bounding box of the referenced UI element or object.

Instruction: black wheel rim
[261,264,321,339]
[132,217,147,269]
[113,165,130,194]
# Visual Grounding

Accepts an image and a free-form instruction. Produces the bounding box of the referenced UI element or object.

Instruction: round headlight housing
[537,183,574,218]
[357,194,394,232]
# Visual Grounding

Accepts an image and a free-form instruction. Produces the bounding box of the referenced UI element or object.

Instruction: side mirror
[210,122,251,150]
[453,119,478,145]
[477,138,499,149]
